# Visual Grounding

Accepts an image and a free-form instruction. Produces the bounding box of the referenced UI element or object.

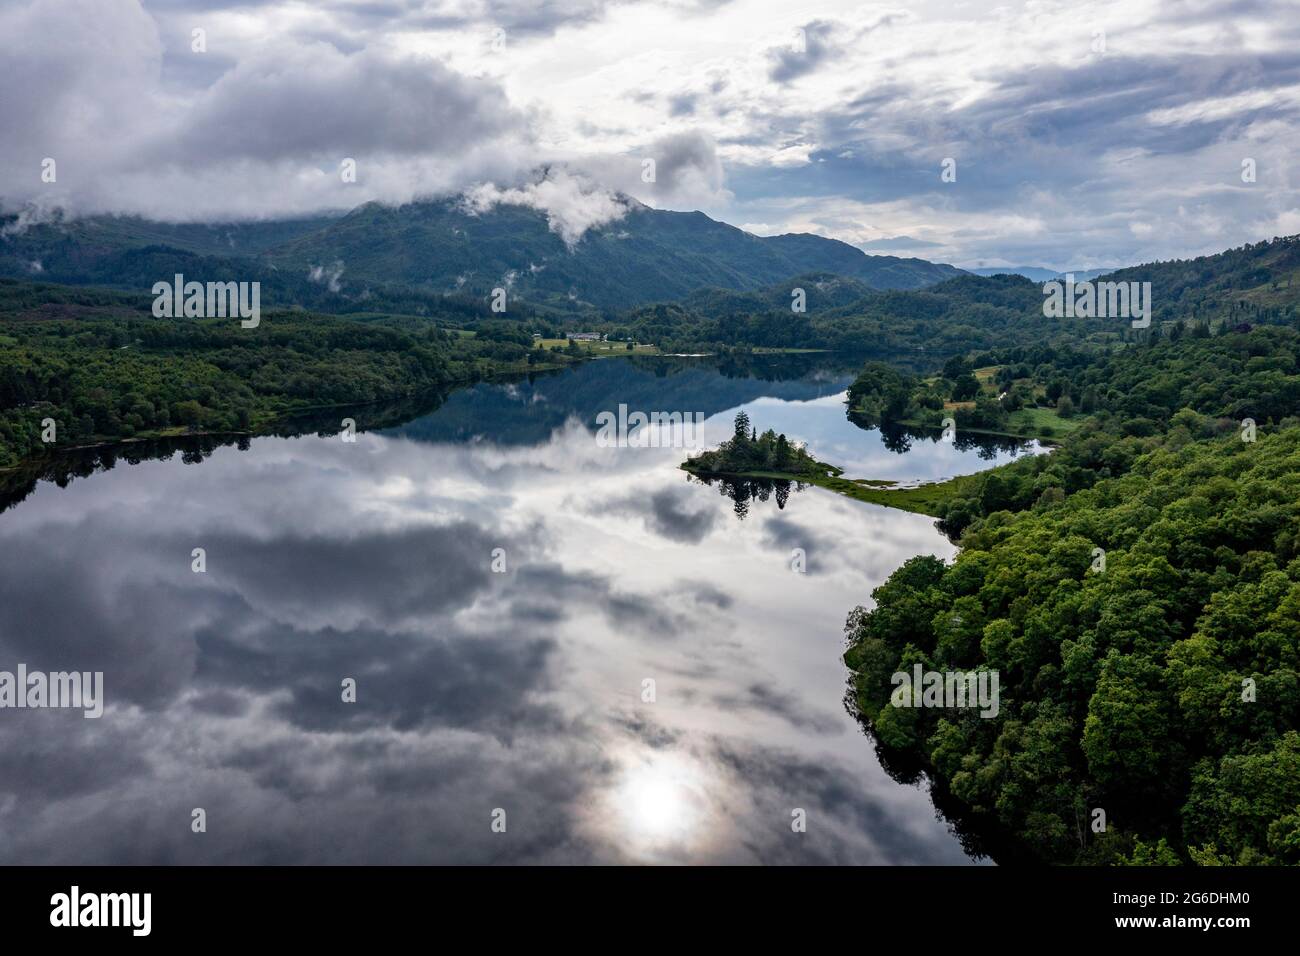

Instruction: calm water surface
[0,357,1036,863]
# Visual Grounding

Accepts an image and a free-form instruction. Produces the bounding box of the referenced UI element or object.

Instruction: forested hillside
[621,273,1125,353]
[0,199,962,313]
[0,281,570,469]
[844,325,1300,864]
[1103,235,1300,325]
[624,239,1300,354]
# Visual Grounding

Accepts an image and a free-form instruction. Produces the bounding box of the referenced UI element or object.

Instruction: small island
[682,411,974,517]
[683,411,826,481]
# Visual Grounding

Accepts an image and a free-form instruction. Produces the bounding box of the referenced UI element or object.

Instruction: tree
[774,433,791,468]
[942,355,971,380]
[732,410,751,444]
[951,374,980,401]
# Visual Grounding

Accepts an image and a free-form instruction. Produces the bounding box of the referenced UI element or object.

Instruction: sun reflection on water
[607,751,710,860]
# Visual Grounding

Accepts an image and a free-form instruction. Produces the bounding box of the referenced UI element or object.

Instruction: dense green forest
[844,324,1300,864]
[0,280,574,469]
[614,238,1300,353]
[888,325,1300,540]
[615,273,1081,354]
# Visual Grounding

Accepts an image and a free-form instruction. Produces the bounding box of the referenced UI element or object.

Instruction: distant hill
[968,266,1119,283]
[960,240,1300,327]
[1101,235,1300,324]
[0,199,964,312]
[682,272,876,315]
[620,237,1300,353]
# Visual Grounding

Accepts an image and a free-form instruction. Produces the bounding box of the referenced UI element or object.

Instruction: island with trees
[682,410,988,516]
[683,411,823,480]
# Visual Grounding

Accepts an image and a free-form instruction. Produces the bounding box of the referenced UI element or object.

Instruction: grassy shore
[682,459,983,517]
[537,338,660,355]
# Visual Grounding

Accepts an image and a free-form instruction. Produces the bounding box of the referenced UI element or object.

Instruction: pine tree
[732,410,751,444]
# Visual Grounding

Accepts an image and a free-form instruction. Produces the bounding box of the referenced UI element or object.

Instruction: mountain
[620,237,1300,354]
[968,266,1119,282]
[265,198,964,309]
[0,198,963,313]
[681,272,876,315]
[1101,235,1300,323]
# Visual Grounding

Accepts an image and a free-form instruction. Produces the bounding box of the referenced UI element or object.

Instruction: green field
[1002,404,1086,438]
[537,338,659,355]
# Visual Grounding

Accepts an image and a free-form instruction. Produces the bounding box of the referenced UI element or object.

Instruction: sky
[1,0,1297,270]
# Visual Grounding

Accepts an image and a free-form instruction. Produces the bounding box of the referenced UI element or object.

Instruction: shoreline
[0,357,578,475]
[681,459,984,517]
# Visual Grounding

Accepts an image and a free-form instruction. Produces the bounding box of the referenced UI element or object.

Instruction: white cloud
[462,169,632,247]
[1,0,1297,266]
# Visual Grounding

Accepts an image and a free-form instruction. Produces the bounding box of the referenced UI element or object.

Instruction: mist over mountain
[0,198,963,313]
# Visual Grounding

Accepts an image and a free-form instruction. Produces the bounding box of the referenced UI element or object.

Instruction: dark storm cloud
[767,20,840,84]
[0,0,535,219]
[149,48,524,165]
[645,486,720,543]
[517,561,703,637]
[610,710,681,749]
[195,620,563,737]
[0,715,153,800]
[0,455,625,862]
[760,514,828,572]
[708,739,974,864]
[0,549,203,710]
[174,520,509,627]
[0,510,555,724]
[713,681,843,735]
[582,484,720,543]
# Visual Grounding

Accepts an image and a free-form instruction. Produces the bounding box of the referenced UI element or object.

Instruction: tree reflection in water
[687,473,800,520]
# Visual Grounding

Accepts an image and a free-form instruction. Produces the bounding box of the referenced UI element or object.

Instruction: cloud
[462,168,632,247]
[0,1,532,220]
[307,261,344,292]
[588,485,722,543]
[2,0,1298,265]
[639,130,725,201]
[0,351,975,864]
[154,46,523,165]
[767,19,841,84]
[858,235,944,250]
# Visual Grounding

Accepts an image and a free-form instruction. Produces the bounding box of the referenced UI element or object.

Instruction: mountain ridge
[0,198,963,312]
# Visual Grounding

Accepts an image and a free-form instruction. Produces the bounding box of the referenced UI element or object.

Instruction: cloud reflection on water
[0,361,1020,863]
